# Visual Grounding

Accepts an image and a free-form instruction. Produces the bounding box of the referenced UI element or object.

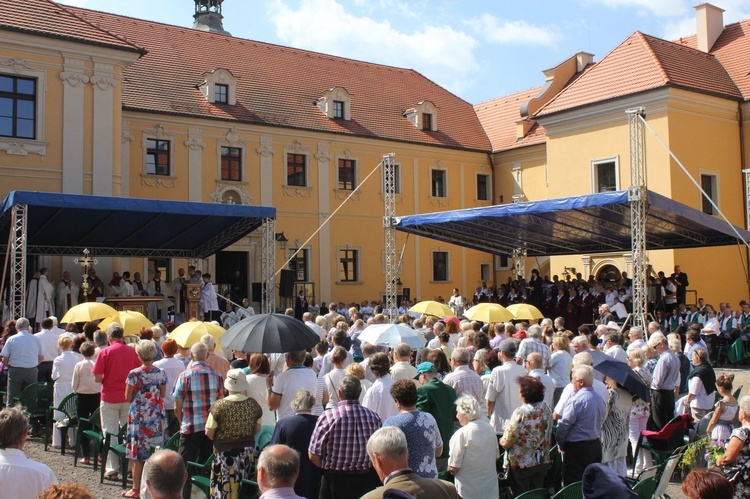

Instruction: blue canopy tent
[0,190,276,318]
[393,189,750,256]
[0,190,276,258]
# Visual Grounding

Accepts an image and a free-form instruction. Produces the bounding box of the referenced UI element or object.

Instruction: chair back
[254,425,274,453]
[86,406,102,431]
[515,488,550,499]
[653,452,682,497]
[18,382,53,416]
[544,444,563,493]
[632,476,657,499]
[58,392,78,419]
[551,481,582,499]
[634,465,659,482]
[696,411,713,437]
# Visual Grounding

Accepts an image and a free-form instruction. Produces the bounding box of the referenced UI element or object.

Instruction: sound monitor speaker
[279,270,295,298]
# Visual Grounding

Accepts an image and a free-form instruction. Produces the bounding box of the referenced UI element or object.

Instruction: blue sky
[60,0,750,104]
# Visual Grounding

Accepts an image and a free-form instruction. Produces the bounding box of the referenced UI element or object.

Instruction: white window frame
[431,249,450,283]
[0,60,47,157]
[430,167,448,198]
[699,169,720,215]
[316,86,352,121]
[336,155,359,191]
[590,156,619,193]
[403,100,438,131]
[476,172,491,201]
[337,245,361,284]
[199,68,237,105]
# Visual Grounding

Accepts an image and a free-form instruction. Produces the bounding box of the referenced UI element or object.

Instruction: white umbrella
[358,323,424,349]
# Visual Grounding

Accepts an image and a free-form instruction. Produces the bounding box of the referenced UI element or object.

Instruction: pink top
[91,340,141,403]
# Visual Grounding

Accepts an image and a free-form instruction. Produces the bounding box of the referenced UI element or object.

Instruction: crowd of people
[1,262,749,498]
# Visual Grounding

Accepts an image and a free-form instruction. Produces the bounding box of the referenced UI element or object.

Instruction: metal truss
[9,204,27,319]
[382,153,398,323]
[628,108,648,329]
[0,245,200,258]
[261,217,275,314]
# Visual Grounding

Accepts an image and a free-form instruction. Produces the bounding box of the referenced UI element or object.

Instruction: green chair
[515,488,550,499]
[632,475,658,499]
[100,423,129,490]
[187,453,214,498]
[14,382,53,432]
[45,392,77,453]
[150,431,180,456]
[437,470,454,483]
[551,481,582,499]
[544,444,562,494]
[74,406,102,468]
[733,385,744,399]
[254,425,275,453]
[240,478,261,499]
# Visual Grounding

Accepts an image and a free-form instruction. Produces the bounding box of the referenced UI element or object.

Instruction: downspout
[740,103,750,300]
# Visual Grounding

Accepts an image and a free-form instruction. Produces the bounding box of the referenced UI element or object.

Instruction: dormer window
[316,87,351,120]
[215,84,228,104]
[404,100,438,131]
[199,68,237,105]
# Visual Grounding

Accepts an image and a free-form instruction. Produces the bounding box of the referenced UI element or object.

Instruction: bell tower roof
[193,0,230,35]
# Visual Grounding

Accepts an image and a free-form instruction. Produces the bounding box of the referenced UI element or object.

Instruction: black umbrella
[219,313,320,353]
[593,355,651,402]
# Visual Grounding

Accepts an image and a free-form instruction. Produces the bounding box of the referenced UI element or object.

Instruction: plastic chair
[100,423,129,490]
[515,488,550,499]
[437,470,454,483]
[14,381,53,430]
[544,444,562,494]
[45,392,77,453]
[652,452,683,498]
[632,475,658,499]
[254,425,275,453]
[733,385,743,399]
[551,481,582,499]
[74,406,102,468]
[149,431,180,456]
[631,414,692,476]
[240,478,261,499]
[187,453,214,497]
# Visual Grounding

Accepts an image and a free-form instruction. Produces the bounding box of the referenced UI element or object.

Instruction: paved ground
[20,365,750,498]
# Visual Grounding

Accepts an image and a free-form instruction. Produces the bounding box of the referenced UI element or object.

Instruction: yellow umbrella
[60,302,119,324]
[168,321,225,348]
[409,300,455,317]
[507,303,545,321]
[463,303,514,323]
[98,311,154,337]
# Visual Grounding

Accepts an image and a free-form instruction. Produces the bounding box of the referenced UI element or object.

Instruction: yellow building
[476,4,750,305]
[0,0,493,308]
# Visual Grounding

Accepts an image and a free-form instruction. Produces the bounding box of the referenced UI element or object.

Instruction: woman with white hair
[51,334,82,448]
[716,395,750,498]
[448,395,499,499]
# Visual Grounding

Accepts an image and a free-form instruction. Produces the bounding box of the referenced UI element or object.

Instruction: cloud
[266,0,479,93]
[465,13,560,46]
[661,16,695,41]
[597,0,690,18]
[56,0,92,6]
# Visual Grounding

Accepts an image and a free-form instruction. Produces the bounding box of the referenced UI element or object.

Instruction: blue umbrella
[593,355,651,402]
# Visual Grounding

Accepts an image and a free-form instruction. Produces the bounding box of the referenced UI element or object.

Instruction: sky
[59,0,750,104]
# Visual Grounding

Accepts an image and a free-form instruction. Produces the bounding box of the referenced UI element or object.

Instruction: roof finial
[193,0,230,35]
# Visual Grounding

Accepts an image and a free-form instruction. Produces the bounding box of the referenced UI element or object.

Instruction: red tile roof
[62,6,490,152]
[678,20,750,100]
[0,0,143,53]
[473,87,547,152]
[537,31,741,117]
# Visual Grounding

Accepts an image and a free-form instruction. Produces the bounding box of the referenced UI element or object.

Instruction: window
[333,100,345,119]
[289,248,309,282]
[338,159,357,190]
[147,258,170,282]
[220,146,242,181]
[431,169,446,197]
[433,251,448,281]
[339,249,359,282]
[422,113,432,131]
[383,163,401,194]
[701,173,718,215]
[480,263,491,282]
[477,174,490,200]
[287,153,307,187]
[0,75,35,139]
[146,139,170,175]
[593,160,618,193]
[495,254,510,270]
[214,83,228,104]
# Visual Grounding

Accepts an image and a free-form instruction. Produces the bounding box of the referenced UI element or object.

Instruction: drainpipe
[740,103,750,300]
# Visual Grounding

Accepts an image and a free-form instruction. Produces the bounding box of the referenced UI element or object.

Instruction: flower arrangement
[681,436,726,470]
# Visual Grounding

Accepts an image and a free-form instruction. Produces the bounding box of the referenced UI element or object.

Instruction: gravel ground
[20,366,750,499]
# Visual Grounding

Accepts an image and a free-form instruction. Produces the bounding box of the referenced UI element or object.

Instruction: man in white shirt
[553,352,609,420]
[303,312,326,340]
[447,288,467,318]
[603,332,628,363]
[701,307,720,366]
[390,343,417,381]
[34,317,60,382]
[267,350,318,421]
[0,406,57,498]
[443,347,484,404]
[626,327,646,352]
[486,340,527,435]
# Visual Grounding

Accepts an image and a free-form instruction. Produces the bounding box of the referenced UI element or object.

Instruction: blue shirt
[556,386,605,447]
[384,410,442,478]
[0,329,42,368]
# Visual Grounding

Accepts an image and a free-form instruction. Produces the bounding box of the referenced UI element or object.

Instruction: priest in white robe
[55,271,79,318]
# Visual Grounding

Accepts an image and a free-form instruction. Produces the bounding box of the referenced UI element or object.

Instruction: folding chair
[652,452,683,499]
[631,414,692,476]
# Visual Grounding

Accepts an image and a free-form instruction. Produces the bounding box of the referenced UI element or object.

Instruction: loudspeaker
[402,288,410,302]
[251,282,262,302]
[279,270,295,298]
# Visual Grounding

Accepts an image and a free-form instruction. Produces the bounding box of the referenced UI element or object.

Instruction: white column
[60,58,88,194]
[185,128,205,201]
[257,136,274,206]
[315,143,331,301]
[90,65,117,196]
[121,122,133,197]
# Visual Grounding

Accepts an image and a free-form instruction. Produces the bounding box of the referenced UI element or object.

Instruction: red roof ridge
[474,85,545,108]
[45,0,145,53]
[635,32,670,85]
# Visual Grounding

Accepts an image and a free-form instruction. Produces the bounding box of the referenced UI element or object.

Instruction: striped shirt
[308,399,381,471]
[443,365,484,403]
[173,361,224,434]
[515,338,550,369]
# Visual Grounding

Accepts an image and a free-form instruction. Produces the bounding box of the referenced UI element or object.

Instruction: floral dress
[502,401,553,470]
[126,366,168,461]
[726,426,750,499]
